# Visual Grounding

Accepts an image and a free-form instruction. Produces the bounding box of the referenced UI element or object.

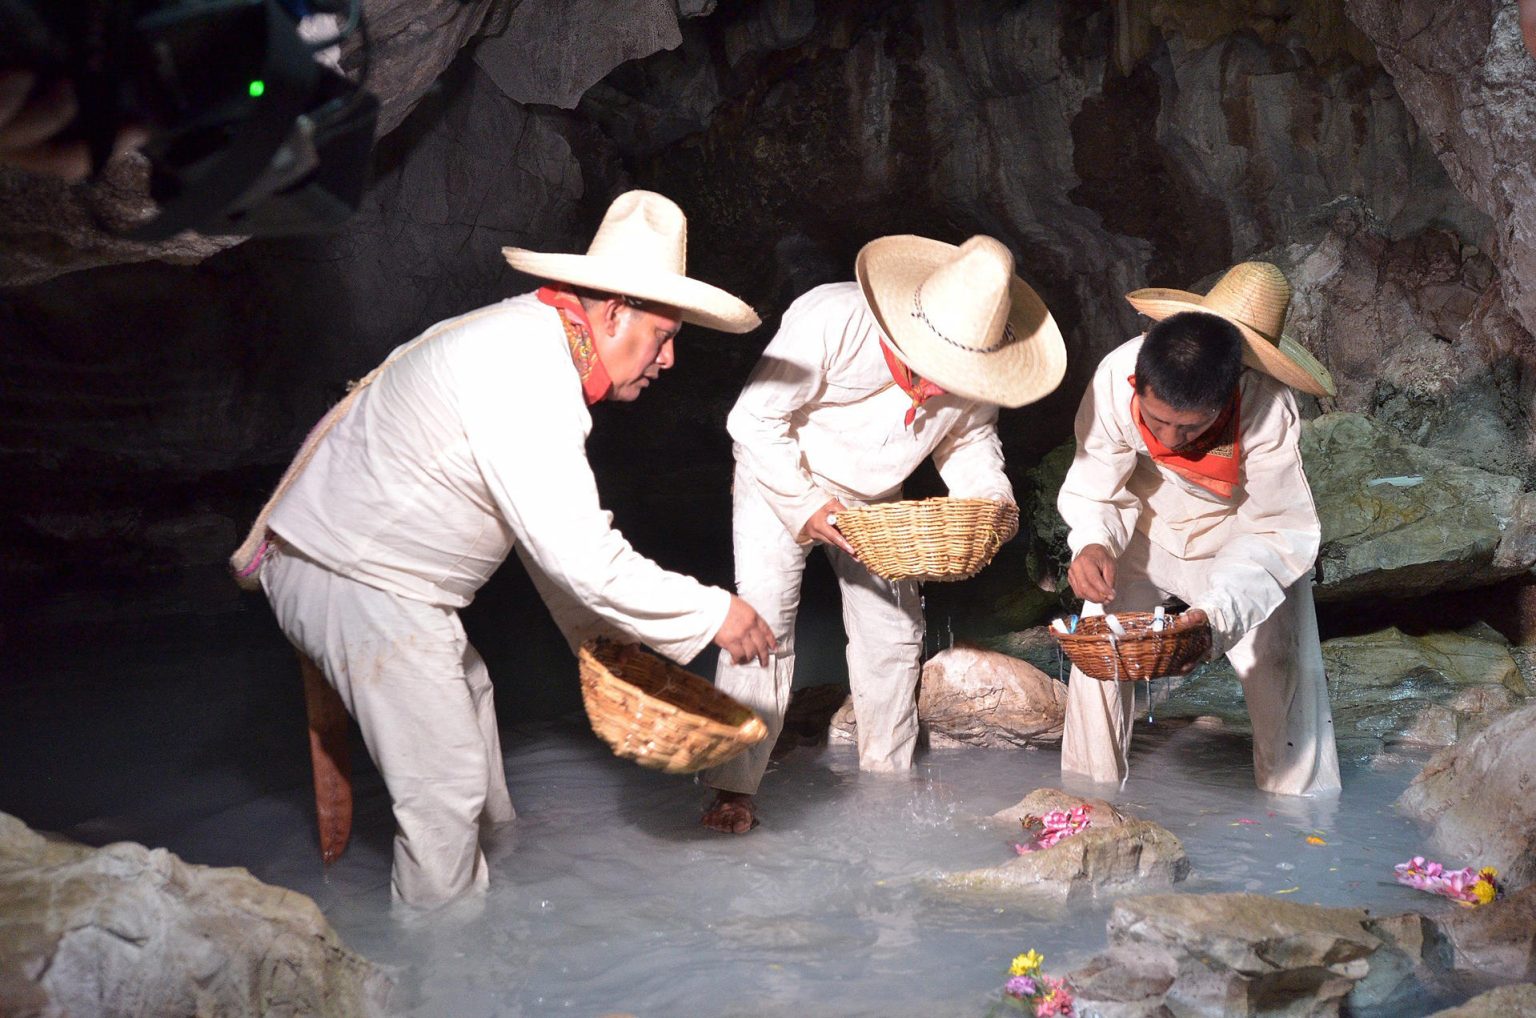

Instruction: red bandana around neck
[1128,375,1242,498]
[538,286,612,405]
[880,339,945,427]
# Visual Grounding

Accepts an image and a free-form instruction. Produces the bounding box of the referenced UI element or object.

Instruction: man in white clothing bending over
[1057,262,1341,796]
[234,191,775,905]
[700,234,1067,833]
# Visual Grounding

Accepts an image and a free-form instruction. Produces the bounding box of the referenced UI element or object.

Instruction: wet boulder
[1399,698,1536,886]
[829,644,1067,749]
[1069,893,1441,1018]
[1428,983,1536,1017]
[1398,700,1536,892]
[1303,413,1536,601]
[932,789,1188,916]
[0,812,392,1018]
[1143,622,1529,754]
[1435,883,1536,990]
[1325,625,1530,749]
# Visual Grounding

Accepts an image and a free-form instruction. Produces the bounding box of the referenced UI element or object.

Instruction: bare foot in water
[701,790,757,834]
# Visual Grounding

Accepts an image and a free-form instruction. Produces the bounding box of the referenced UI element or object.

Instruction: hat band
[911,283,1015,354]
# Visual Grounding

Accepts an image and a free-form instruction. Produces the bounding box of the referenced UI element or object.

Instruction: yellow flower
[1010,950,1044,976]
[1472,879,1497,905]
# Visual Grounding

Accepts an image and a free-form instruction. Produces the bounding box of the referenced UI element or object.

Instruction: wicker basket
[578,639,768,773]
[835,497,1019,583]
[1051,611,1212,682]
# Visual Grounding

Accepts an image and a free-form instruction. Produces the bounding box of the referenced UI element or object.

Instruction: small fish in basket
[1048,610,1212,682]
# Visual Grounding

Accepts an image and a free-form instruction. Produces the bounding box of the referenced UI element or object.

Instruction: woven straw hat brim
[855,237,1067,408]
[502,250,761,334]
[1125,288,1335,397]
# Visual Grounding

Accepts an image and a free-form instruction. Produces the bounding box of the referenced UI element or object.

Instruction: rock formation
[0,812,392,1018]
[1398,700,1536,891]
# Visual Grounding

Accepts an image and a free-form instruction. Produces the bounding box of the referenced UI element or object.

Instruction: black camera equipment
[0,0,380,238]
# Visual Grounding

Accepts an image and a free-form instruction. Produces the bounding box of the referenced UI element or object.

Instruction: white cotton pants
[260,543,515,907]
[702,467,926,795]
[1060,530,1341,796]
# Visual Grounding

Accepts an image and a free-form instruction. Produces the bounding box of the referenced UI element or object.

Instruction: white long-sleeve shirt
[728,282,1013,539]
[1057,336,1320,648]
[268,292,730,664]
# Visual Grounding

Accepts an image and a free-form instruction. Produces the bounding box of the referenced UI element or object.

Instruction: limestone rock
[1302,413,1536,600]
[1345,0,1536,347]
[915,645,1067,748]
[830,644,1067,749]
[1145,623,1529,753]
[0,812,392,1018]
[1072,893,1434,1017]
[356,0,506,136]
[1428,982,1536,1017]
[1325,626,1529,748]
[1437,883,1536,988]
[475,0,682,109]
[1278,201,1533,484]
[988,787,1125,828]
[1397,700,1536,890]
[0,157,240,287]
[934,789,1188,916]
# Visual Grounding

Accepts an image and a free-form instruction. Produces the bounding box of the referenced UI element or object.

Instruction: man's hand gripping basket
[834,497,1019,583]
[578,639,768,773]
[1051,611,1212,681]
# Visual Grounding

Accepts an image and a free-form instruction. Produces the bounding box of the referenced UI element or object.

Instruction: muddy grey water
[1,586,1454,1018]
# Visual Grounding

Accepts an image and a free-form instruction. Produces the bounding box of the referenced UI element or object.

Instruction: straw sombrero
[1125,262,1335,397]
[502,190,761,334]
[855,235,1067,408]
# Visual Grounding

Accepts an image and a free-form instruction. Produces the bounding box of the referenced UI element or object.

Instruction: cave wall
[0,0,1531,624]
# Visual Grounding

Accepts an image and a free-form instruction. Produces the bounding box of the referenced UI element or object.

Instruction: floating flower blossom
[1010,950,1044,976]
[1394,857,1501,907]
[995,950,1073,1017]
[1005,975,1037,998]
[1034,975,1075,1016]
[1014,806,1092,854]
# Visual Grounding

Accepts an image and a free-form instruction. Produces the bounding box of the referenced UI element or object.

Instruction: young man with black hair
[1057,262,1341,796]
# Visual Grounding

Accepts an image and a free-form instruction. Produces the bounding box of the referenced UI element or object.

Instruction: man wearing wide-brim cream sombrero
[1057,261,1341,796]
[699,234,1067,833]
[234,191,776,905]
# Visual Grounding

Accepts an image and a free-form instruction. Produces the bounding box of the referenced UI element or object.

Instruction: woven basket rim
[836,495,1015,517]
[835,496,1018,583]
[1049,611,1211,682]
[580,639,763,734]
[1053,611,1207,646]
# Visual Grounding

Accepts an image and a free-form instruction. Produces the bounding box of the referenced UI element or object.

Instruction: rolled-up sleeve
[457,340,730,665]
[1058,355,1141,558]
[1188,384,1320,652]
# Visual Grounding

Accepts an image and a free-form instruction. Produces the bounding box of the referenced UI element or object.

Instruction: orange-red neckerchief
[538,286,611,405]
[880,339,945,428]
[1128,374,1242,499]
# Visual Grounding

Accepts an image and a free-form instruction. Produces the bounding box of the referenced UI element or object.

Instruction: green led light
[248,79,266,98]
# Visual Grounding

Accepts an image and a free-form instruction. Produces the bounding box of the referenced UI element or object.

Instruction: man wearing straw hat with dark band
[699,235,1067,834]
[233,191,776,906]
[1057,261,1341,796]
